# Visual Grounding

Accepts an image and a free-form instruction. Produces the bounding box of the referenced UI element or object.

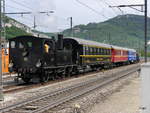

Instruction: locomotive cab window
[19,42,24,49]
[44,41,53,53]
[10,41,16,48]
[27,42,32,48]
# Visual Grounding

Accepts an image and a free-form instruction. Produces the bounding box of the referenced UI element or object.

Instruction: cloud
[6,0,150,32]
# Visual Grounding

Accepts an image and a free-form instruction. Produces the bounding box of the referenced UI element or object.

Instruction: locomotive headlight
[36,60,41,67]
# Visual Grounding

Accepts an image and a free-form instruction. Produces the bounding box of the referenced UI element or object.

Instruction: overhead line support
[109,3,147,63]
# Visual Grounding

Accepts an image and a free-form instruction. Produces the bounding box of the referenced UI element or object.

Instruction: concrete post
[140,63,150,113]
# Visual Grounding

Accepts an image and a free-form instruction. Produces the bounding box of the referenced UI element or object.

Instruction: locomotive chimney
[57,34,63,50]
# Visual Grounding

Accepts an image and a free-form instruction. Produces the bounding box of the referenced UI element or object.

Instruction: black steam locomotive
[9,34,137,83]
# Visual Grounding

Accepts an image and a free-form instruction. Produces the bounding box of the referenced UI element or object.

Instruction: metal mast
[144,0,147,62]
[110,3,147,62]
[0,0,5,101]
[70,17,73,36]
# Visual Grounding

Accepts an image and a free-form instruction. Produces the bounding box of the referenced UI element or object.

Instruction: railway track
[3,63,139,94]
[0,65,140,113]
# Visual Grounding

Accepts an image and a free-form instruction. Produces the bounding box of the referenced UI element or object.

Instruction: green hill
[6,25,31,39]
[4,16,32,39]
[63,14,150,55]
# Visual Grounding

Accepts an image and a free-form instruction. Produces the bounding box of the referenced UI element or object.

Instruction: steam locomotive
[8,35,139,83]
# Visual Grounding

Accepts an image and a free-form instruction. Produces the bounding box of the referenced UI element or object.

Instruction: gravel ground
[47,72,140,113]
[88,74,141,113]
[0,64,139,110]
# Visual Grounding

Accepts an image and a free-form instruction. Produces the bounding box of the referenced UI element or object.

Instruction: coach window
[102,48,104,55]
[104,49,107,55]
[83,46,85,55]
[97,48,99,55]
[106,49,108,55]
[93,48,95,55]
[107,49,109,55]
[90,47,92,55]
[10,41,16,48]
[96,48,98,55]
[86,46,88,55]
[104,49,106,55]
[103,49,105,55]
[101,48,103,55]
[100,48,102,55]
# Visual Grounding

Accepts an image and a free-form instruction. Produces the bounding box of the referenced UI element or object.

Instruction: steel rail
[0,65,140,113]
[33,66,140,113]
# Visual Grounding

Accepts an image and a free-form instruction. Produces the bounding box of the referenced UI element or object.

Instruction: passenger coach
[111,46,128,65]
[64,37,112,69]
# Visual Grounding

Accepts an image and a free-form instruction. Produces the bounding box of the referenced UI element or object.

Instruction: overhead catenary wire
[100,0,119,16]
[75,0,108,19]
[6,0,33,11]
[6,4,30,12]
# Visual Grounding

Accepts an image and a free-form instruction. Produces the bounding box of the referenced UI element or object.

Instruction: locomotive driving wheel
[40,72,50,82]
[21,73,31,83]
[22,77,31,83]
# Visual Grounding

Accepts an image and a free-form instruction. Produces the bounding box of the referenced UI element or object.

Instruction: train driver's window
[44,42,50,53]
[19,42,24,49]
[27,42,32,48]
[10,41,16,48]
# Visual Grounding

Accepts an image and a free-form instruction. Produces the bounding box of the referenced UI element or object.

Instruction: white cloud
[6,0,150,32]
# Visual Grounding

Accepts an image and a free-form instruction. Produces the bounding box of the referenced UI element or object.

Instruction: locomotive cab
[9,36,56,82]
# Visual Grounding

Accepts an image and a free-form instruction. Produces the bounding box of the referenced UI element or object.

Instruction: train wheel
[22,77,31,83]
[40,74,49,82]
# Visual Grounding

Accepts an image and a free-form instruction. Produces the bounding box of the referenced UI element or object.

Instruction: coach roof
[65,37,111,48]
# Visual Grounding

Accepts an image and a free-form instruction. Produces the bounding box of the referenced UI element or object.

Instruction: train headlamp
[36,60,41,67]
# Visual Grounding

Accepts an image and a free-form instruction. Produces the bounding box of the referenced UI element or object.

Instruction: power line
[6,4,30,12]
[100,0,119,15]
[7,0,33,11]
[75,0,107,19]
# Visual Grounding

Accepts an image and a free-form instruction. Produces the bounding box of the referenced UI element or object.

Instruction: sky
[5,0,150,32]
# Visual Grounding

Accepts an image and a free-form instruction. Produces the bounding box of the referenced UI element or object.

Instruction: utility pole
[70,17,73,37]
[144,0,147,62]
[0,0,4,101]
[33,15,36,29]
[109,3,148,62]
